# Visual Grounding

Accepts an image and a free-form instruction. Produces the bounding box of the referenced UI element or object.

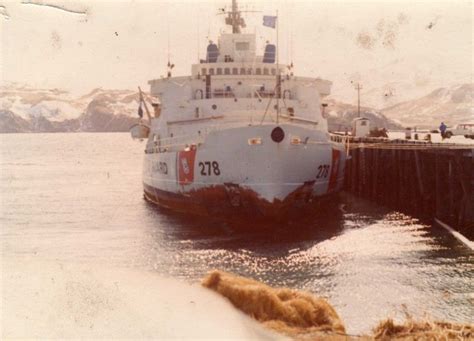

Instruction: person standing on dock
[439,122,447,140]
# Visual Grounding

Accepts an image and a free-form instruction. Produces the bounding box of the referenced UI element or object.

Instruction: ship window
[224,68,230,75]
[217,68,222,75]
[236,42,250,51]
[232,67,238,75]
[247,68,252,75]
[240,68,246,75]
[201,68,207,75]
[256,68,262,75]
[271,68,276,75]
[209,68,215,75]
[263,68,269,75]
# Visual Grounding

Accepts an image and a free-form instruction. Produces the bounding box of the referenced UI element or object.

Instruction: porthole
[271,127,285,143]
[212,104,217,110]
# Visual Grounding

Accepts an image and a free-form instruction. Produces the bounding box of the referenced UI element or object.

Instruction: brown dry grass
[201,270,473,340]
[201,270,346,339]
[373,318,473,340]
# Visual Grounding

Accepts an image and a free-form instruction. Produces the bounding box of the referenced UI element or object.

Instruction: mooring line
[434,218,474,251]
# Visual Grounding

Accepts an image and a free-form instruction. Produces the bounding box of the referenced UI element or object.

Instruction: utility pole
[354,82,363,117]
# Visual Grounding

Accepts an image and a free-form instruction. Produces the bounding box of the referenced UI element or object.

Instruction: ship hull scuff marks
[143,182,339,223]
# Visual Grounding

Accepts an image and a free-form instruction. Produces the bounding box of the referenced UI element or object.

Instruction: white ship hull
[143,124,346,221]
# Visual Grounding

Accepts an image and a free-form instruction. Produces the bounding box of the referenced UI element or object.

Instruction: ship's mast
[225,0,245,34]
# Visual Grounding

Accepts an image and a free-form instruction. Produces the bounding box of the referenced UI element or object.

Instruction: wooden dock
[333,136,474,240]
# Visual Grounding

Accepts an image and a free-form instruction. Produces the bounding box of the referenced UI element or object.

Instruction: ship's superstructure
[134,0,346,221]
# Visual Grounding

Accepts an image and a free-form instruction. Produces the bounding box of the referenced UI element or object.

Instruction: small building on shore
[352,117,370,137]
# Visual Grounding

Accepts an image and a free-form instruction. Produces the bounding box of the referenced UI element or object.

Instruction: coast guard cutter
[131,0,346,222]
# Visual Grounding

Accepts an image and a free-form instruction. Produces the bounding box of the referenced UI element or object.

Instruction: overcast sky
[0,0,472,105]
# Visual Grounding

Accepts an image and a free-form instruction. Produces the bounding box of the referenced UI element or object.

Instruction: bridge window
[224,68,230,75]
[247,68,252,75]
[271,68,276,75]
[240,68,246,75]
[232,68,238,75]
[263,68,269,75]
[217,68,222,75]
[209,68,215,75]
[256,68,262,75]
[201,68,207,75]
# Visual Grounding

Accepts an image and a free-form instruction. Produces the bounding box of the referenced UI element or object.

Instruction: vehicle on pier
[446,123,474,139]
[131,0,346,222]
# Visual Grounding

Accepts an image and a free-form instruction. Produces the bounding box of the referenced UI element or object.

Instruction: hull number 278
[199,161,221,176]
[316,164,330,179]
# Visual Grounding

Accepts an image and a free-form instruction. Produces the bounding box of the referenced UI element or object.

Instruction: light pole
[353,82,363,118]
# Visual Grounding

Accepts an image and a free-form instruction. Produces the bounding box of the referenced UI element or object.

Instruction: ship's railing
[145,132,209,154]
[213,88,235,98]
[193,88,293,100]
[256,89,275,98]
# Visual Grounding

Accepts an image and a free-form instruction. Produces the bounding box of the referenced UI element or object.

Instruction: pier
[333,136,474,240]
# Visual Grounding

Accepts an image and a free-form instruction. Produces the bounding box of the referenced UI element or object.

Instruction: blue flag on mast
[263,15,277,28]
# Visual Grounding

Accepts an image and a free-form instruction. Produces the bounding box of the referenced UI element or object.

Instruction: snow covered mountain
[380,83,473,128]
[0,84,142,133]
[325,99,402,132]
[2,83,467,133]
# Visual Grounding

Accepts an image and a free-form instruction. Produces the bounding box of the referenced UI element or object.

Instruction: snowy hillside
[0,84,142,133]
[325,99,402,132]
[2,83,465,133]
[381,83,473,128]
[0,85,82,121]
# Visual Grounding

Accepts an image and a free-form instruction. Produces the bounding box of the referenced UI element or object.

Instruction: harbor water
[1,133,473,335]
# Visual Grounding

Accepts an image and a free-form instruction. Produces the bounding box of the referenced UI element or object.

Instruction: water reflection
[139,194,473,333]
[2,133,472,334]
[143,200,347,251]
